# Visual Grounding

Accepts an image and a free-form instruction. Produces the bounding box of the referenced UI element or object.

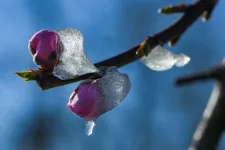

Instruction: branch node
[136,36,159,56]
[168,35,181,47]
[201,0,218,22]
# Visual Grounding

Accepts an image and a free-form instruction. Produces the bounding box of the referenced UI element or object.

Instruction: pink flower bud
[67,67,131,135]
[67,80,101,121]
[28,30,59,69]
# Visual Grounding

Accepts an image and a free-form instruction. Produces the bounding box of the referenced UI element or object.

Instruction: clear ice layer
[140,45,190,71]
[96,67,131,113]
[79,67,131,136]
[52,28,99,80]
[85,120,95,136]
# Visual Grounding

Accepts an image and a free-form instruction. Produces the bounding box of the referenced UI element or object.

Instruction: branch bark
[176,60,225,150]
[23,0,218,90]
[188,82,225,150]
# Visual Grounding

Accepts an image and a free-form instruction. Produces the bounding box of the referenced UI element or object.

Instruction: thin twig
[158,4,188,14]
[21,0,218,90]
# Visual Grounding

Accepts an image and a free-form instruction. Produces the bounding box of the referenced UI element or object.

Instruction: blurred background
[0,0,225,150]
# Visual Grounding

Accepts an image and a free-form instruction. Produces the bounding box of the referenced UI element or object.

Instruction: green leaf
[16,70,39,81]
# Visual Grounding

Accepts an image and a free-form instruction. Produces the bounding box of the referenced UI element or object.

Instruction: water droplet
[85,120,95,136]
[174,53,190,67]
[140,45,190,71]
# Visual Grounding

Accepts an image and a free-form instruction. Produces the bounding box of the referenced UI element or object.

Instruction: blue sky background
[1,0,225,150]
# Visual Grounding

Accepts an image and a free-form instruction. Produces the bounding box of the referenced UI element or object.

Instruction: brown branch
[31,0,218,90]
[176,60,225,150]
[188,82,225,150]
[176,63,225,85]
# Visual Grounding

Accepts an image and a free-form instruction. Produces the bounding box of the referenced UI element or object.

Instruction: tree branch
[17,0,218,90]
[176,60,225,150]
[176,63,225,85]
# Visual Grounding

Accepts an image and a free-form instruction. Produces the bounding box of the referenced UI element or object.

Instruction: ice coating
[140,45,190,71]
[85,120,95,136]
[68,66,131,118]
[52,28,99,80]
[67,67,131,135]
[174,53,191,67]
[97,67,131,113]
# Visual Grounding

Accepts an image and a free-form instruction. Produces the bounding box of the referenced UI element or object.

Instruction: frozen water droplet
[174,53,190,67]
[52,28,99,80]
[85,120,95,136]
[140,45,190,71]
[96,67,131,113]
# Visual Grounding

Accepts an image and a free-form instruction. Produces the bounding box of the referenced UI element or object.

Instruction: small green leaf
[16,70,39,81]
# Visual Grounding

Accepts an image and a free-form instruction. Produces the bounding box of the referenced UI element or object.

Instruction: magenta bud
[28,30,59,69]
[67,80,101,121]
[67,67,131,136]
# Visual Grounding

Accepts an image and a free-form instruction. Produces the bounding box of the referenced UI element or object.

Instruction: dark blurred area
[0,0,225,150]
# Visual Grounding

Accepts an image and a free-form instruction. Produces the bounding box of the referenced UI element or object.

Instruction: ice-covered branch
[16,0,218,90]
